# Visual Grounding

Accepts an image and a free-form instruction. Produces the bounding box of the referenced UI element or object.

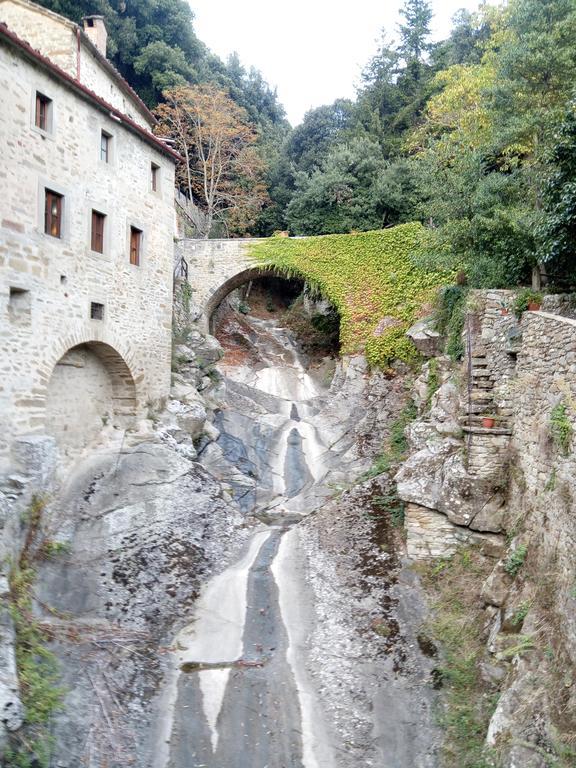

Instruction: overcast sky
[189,0,485,126]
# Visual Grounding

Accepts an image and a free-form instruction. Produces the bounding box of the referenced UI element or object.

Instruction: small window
[35,92,52,132]
[90,302,104,320]
[91,210,106,253]
[101,131,111,163]
[44,189,63,238]
[151,163,160,192]
[9,287,31,325]
[129,226,142,266]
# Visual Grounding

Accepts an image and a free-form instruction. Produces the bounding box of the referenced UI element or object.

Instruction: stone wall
[0,29,176,474]
[177,238,267,327]
[0,0,152,128]
[507,311,576,659]
[399,296,576,764]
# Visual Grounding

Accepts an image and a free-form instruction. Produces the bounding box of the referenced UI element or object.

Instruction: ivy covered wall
[250,224,451,368]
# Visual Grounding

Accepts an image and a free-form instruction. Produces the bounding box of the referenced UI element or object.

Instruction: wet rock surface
[9,290,442,767]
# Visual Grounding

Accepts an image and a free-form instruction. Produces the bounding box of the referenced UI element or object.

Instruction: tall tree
[398,0,433,63]
[156,85,268,237]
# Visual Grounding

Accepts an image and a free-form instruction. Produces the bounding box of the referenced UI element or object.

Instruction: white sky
[189,0,484,126]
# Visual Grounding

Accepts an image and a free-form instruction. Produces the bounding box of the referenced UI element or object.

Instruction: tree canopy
[36,0,576,285]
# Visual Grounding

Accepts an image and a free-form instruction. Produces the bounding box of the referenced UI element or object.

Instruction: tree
[398,0,433,64]
[287,136,408,235]
[286,100,356,174]
[538,101,576,283]
[155,85,268,237]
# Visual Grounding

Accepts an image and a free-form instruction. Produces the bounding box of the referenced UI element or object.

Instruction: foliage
[538,101,576,284]
[504,544,528,577]
[155,85,268,237]
[433,285,468,360]
[512,288,543,317]
[362,400,417,480]
[389,400,418,460]
[249,224,452,367]
[418,548,499,768]
[4,497,64,767]
[511,601,531,628]
[549,402,573,456]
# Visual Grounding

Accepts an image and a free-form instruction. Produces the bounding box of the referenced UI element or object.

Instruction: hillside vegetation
[39,0,576,287]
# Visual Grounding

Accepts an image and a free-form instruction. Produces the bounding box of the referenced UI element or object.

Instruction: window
[100,131,111,163]
[151,162,160,192]
[91,210,106,253]
[44,189,63,238]
[90,302,104,320]
[129,226,142,266]
[35,92,52,132]
[8,287,31,325]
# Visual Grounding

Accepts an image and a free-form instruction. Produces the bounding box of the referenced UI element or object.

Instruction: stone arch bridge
[176,238,279,327]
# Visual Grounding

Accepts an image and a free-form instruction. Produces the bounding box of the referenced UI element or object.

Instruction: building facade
[0,0,178,474]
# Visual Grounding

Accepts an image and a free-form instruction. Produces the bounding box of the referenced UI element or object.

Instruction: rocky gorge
[1,280,576,768]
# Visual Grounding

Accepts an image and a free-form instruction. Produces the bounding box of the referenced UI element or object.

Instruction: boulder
[190,334,223,366]
[481,562,511,607]
[430,380,462,438]
[406,318,442,356]
[165,399,207,440]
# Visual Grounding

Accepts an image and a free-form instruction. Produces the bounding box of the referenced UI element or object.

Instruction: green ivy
[433,284,468,361]
[550,402,573,457]
[248,224,452,368]
[3,497,65,767]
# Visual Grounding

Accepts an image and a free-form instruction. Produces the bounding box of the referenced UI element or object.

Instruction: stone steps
[462,425,512,437]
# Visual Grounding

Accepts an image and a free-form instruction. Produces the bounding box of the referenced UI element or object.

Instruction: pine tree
[398,0,433,63]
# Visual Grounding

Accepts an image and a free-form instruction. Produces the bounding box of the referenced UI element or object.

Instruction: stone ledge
[462,426,512,436]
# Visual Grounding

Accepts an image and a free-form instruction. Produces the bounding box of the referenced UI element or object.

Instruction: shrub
[550,402,573,456]
[432,285,468,360]
[513,288,543,318]
[504,544,527,577]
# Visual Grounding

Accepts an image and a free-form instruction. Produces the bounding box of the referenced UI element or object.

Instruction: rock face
[398,291,576,767]
[406,317,442,356]
[396,371,507,557]
[32,442,244,766]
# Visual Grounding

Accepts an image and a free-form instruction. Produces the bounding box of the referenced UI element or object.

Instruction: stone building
[0,0,179,475]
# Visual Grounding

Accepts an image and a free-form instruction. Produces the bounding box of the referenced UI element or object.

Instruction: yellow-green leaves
[249,224,451,368]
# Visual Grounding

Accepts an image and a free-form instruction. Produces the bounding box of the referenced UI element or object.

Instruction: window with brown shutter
[130,226,142,265]
[35,92,51,132]
[91,210,105,253]
[44,190,63,238]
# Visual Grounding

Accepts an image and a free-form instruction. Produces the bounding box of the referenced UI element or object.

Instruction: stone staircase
[458,345,513,479]
[460,346,512,436]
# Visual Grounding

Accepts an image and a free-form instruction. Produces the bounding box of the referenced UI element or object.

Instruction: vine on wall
[249,224,452,368]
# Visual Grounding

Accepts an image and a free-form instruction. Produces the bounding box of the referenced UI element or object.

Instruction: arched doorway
[45,342,137,460]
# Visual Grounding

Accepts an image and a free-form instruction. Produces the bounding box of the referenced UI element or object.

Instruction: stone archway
[45,341,137,459]
[204,266,280,326]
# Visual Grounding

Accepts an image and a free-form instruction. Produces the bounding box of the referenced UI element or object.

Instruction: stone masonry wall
[507,311,576,663]
[0,0,152,128]
[0,38,175,473]
[177,238,265,326]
